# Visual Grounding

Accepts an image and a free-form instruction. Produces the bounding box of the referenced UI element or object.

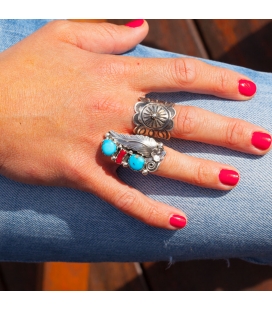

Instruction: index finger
[130,57,256,100]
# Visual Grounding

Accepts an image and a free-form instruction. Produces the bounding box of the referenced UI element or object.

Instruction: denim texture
[0,20,271,263]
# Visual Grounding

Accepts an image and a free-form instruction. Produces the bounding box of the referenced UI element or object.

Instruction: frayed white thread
[166,256,175,269]
[163,240,170,248]
[224,259,230,267]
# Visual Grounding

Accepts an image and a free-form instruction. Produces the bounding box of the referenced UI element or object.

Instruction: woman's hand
[0,20,270,230]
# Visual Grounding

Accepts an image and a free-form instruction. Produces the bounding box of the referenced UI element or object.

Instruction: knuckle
[160,150,178,171]
[49,20,70,31]
[92,97,121,114]
[115,191,138,213]
[225,119,246,147]
[176,107,198,136]
[213,70,231,94]
[61,153,87,183]
[192,162,210,186]
[49,20,77,44]
[97,58,131,78]
[94,23,119,52]
[170,58,197,86]
[145,206,161,225]
[24,166,45,183]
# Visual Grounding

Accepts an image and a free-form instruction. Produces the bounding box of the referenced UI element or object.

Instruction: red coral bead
[116,149,127,164]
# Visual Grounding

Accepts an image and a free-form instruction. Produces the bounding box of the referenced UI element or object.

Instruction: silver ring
[101,130,166,175]
[133,97,176,140]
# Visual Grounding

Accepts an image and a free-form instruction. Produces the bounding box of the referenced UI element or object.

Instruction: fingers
[47,19,148,54]
[171,105,272,155]
[132,57,256,100]
[154,147,240,190]
[88,171,187,230]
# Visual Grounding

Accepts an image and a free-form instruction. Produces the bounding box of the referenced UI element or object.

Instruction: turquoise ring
[101,131,166,175]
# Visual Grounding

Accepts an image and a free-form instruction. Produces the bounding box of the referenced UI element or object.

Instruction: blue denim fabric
[0,20,272,264]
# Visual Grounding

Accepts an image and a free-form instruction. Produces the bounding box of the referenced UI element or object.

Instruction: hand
[0,20,270,230]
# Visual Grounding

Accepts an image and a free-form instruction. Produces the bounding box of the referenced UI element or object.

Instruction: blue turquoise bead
[101,139,117,156]
[128,154,145,171]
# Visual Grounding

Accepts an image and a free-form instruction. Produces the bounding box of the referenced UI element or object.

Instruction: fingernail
[238,79,256,96]
[170,215,187,229]
[219,169,239,186]
[252,132,272,150]
[125,19,144,28]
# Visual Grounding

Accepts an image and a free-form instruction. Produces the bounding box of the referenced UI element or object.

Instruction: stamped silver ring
[133,97,176,140]
[101,131,166,175]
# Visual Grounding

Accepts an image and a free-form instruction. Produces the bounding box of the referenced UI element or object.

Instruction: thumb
[48,19,149,54]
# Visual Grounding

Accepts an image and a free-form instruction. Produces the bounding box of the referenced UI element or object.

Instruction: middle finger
[171,105,272,154]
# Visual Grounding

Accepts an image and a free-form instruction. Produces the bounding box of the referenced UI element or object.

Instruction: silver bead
[142,169,148,175]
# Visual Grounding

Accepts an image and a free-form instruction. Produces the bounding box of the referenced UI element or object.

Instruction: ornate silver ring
[101,131,166,175]
[133,97,176,140]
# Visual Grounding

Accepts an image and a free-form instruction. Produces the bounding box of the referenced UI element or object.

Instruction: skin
[0,20,270,229]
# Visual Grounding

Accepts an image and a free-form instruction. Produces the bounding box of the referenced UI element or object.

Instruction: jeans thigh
[0,20,271,264]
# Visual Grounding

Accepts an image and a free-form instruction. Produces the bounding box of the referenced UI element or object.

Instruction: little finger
[87,171,187,230]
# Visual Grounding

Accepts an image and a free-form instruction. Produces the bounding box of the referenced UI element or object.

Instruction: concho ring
[133,97,176,140]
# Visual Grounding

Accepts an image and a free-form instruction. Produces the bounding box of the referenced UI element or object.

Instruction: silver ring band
[101,131,166,175]
[133,97,176,140]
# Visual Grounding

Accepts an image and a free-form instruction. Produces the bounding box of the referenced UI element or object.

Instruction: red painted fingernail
[252,132,272,150]
[219,169,239,186]
[238,79,256,96]
[170,215,187,229]
[125,19,144,28]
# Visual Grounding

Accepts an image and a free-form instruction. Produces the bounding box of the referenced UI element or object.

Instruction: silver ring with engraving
[133,97,176,140]
[101,131,166,175]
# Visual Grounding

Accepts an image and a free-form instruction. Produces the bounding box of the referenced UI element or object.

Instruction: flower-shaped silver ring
[133,97,176,140]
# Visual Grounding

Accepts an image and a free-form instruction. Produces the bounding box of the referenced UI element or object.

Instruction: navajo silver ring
[133,97,176,140]
[101,131,166,175]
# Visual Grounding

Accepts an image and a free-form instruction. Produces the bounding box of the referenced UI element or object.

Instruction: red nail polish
[238,79,256,96]
[252,132,272,150]
[125,19,144,28]
[219,169,239,186]
[170,215,187,229]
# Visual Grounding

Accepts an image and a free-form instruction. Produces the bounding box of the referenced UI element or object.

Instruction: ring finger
[154,147,239,190]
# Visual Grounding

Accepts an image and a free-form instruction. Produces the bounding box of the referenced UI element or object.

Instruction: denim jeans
[0,20,271,264]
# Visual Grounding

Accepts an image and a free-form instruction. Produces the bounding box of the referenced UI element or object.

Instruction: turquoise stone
[128,154,145,171]
[101,139,117,156]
